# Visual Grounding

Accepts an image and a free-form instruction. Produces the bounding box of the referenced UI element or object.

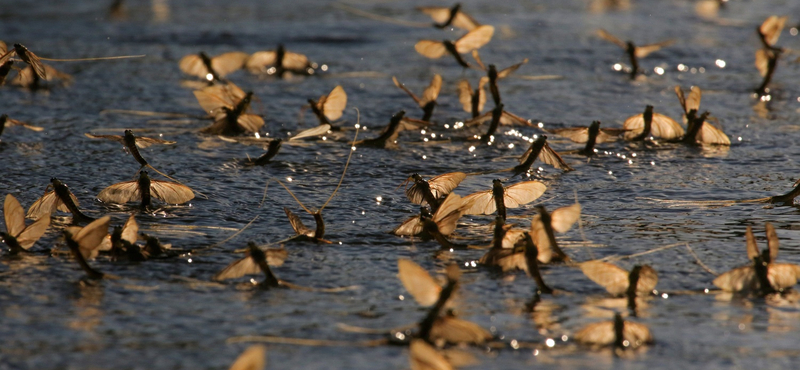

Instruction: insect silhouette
[245,44,315,77]
[64,216,111,280]
[0,43,47,80]
[674,86,729,145]
[415,25,495,68]
[529,203,580,264]
[547,121,627,156]
[623,105,684,141]
[457,77,487,118]
[307,85,347,129]
[97,171,195,210]
[461,179,547,220]
[27,178,95,224]
[179,51,249,83]
[392,74,441,122]
[1,194,50,254]
[194,83,264,135]
[402,171,466,214]
[596,29,675,79]
[417,3,480,31]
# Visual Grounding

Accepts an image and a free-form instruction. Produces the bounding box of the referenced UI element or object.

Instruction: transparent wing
[538,143,574,171]
[397,259,441,307]
[637,265,659,295]
[391,215,423,236]
[596,29,626,49]
[228,345,267,370]
[322,85,347,121]
[580,261,630,296]
[454,25,494,54]
[549,203,581,233]
[15,214,49,250]
[210,52,249,77]
[284,207,314,237]
[497,59,528,79]
[713,266,758,293]
[97,180,141,204]
[622,322,653,347]
[650,113,684,139]
[427,172,466,199]
[236,114,265,133]
[4,194,26,237]
[27,191,65,219]
[73,216,111,260]
[415,40,447,59]
[549,127,590,143]
[282,52,310,70]
[503,181,547,208]
[178,54,207,78]
[461,189,495,215]
[696,122,730,146]
[149,180,195,205]
[760,15,787,46]
[457,80,473,113]
[574,321,615,346]
[245,51,277,72]
[634,39,675,58]
[409,339,451,370]
[768,263,800,290]
[420,74,442,106]
[121,215,139,245]
[289,124,331,141]
[430,316,492,345]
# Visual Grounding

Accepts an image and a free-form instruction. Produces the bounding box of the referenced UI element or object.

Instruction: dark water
[3,0,800,368]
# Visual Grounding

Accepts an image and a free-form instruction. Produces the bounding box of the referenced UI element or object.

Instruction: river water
[2,0,800,369]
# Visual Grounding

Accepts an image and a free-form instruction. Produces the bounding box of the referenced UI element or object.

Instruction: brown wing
[451,11,481,31]
[284,207,314,237]
[650,113,684,139]
[461,189,495,215]
[193,83,243,117]
[121,215,139,245]
[179,54,207,78]
[149,180,195,204]
[696,122,730,146]
[499,111,532,126]
[283,52,310,70]
[549,127,590,143]
[392,76,421,105]
[430,317,492,345]
[97,180,141,204]
[755,49,771,77]
[420,74,442,106]
[417,6,452,24]
[713,266,758,293]
[503,181,547,208]
[19,48,46,80]
[391,215,423,236]
[634,39,675,58]
[228,345,267,370]
[210,52,248,77]
[454,25,494,54]
[686,86,702,113]
[15,214,49,250]
[622,321,654,347]
[471,50,486,70]
[768,263,800,291]
[322,85,347,121]
[596,29,626,49]
[27,190,72,219]
[409,339,452,370]
[432,193,465,235]
[623,114,646,140]
[4,194,26,237]
[415,40,447,59]
[0,41,6,54]
[538,143,574,171]
[760,15,787,46]
[214,255,262,281]
[457,80,473,113]
[397,258,441,307]
[574,321,615,346]
[133,136,177,148]
[236,114,265,133]
[549,203,581,233]
[72,216,111,260]
[85,133,124,144]
[765,222,779,262]
[745,225,759,261]
[497,59,528,79]
[289,124,331,141]
[427,172,466,199]
[596,128,626,143]
[530,215,557,263]
[245,51,277,73]
[636,265,659,295]
[5,117,43,132]
[580,261,630,296]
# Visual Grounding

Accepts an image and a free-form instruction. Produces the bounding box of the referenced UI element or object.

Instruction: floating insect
[574,313,653,352]
[392,192,465,238]
[97,171,195,209]
[402,171,466,213]
[214,241,288,283]
[246,44,315,77]
[1,194,50,254]
[218,124,331,165]
[0,43,47,80]
[0,41,12,85]
[513,135,574,174]
[674,86,730,145]
[461,179,547,220]
[415,25,495,68]
[85,131,176,147]
[194,83,264,135]
[178,51,249,82]
[623,105,684,141]
[392,74,441,122]
[355,111,427,149]
[27,178,95,224]
[0,114,44,138]
[580,261,657,311]
[547,121,627,156]
[479,223,553,294]
[471,50,528,106]
[596,29,675,79]
[754,16,786,95]
[307,85,347,128]
[457,77,487,118]
[64,216,111,279]
[713,223,800,296]
[530,203,580,263]
[11,63,72,89]
[417,3,480,31]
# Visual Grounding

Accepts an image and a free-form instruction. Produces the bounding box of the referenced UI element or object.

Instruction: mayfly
[754,16,787,95]
[548,121,628,156]
[623,105,684,141]
[307,85,347,129]
[355,111,428,149]
[179,51,249,83]
[471,50,528,106]
[27,178,96,224]
[0,43,46,80]
[574,313,653,353]
[11,63,72,90]
[194,82,264,135]
[415,25,494,68]
[530,203,581,264]
[417,3,480,31]
[596,29,675,79]
[392,192,466,238]
[64,216,111,280]
[674,86,730,145]
[246,44,315,77]
[479,224,553,294]
[85,131,176,147]
[101,129,192,191]
[461,179,547,220]
[0,114,44,138]
[1,194,50,254]
[457,77,487,118]
[402,171,466,214]
[97,171,195,209]
[218,124,331,165]
[580,261,657,311]
[513,135,574,175]
[0,41,11,85]
[392,74,441,122]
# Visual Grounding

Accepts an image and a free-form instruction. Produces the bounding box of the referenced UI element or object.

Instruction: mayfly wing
[767,263,800,291]
[454,25,494,54]
[432,193,465,236]
[696,122,730,145]
[461,189,495,215]
[14,44,46,80]
[72,216,111,260]
[549,203,581,233]
[538,142,574,171]
[97,180,141,204]
[391,214,423,236]
[497,58,528,79]
[120,214,138,245]
[415,40,447,59]
[457,79,474,113]
[409,339,451,370]
[574,321,616,346]
[420,74,442,106]
[580,260,630,296]
[397,258,441,307]
[4,194,26,237]
[596,29,626,49]
[634,39,675,58]
[228,344,267,370]
[549,127,590,143]
[149,179,195,205]
[502,181,547,208]
[760,15,787,47]
[649,113,684,140]
[622,321,653,347]
[712,266,758,293]
[289,124,331,141]
[392,76,422,105]
[745,225,759,261]
[765,222,779,262]
[427,172,467,199]
[284,207,314,237]
[322,85,347,121]
[209,51,248,77]
[236,114,266,133]
[245,51,277,73]
[636,265,658,294]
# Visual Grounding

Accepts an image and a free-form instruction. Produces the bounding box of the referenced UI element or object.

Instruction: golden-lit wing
[392,76,421,105]
[760,15,787,46]
[0,41,6,54]
[409,339,452,370]
[210,52,248,77]
[4,194,26,237]
[634,39,675,58]
[580,261,630,296]
[97,180,141,204]
[622,322,653,348]
[596,128,626,143]
[501,228,526,249]
[432,193,465,236]
[538,143,574,171]
[430,316,493,345]
[623,114,646,139]
[649,113,684,139]
[686,86,701,113]
[420,74,442,106]
[696,122,730,145]
[745,225,759,261]
[322,85,347,121]
[72,216,111,260]
[768,263,800,291]
[755,49,770,77]
[133,136,177,148]
[530,215,555,263]
[399,117,430,131]
[193,83,242,116]
[397,258,441,307]
[503,181,547,208]
[284,207,314,237]
[451,11,481,31]
[415,40,447,59]
[245,51,277,72]
[5,117,44,132]
[282,52,310,70]
[19,48,46,81]
[637,265,658,295]
[497,59,528,79]
[417,6,452,24]
[289,124,331,141]
[549,203,581,233]
[179,54,207,78]
[149,180,195,205]
[236,114,265,133]
[454,25,494,54]
[214,255,261,280]
[596,29,626,49]
[392,215,423,236]
[499,111,531,126]
[228,344,267,370]
[549,127,590,143]
[765,222,779,262]
[457,80,473,113]
[15,214,49,250]
[674,86,687,113]
[713,266,758,293]
[461,189,495,215]
[27,190,73,219]
[427,172,467,199]
[574,321,615,346]
[121,215,138,245]
[85,133,124,144]
[471,50,486,70]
